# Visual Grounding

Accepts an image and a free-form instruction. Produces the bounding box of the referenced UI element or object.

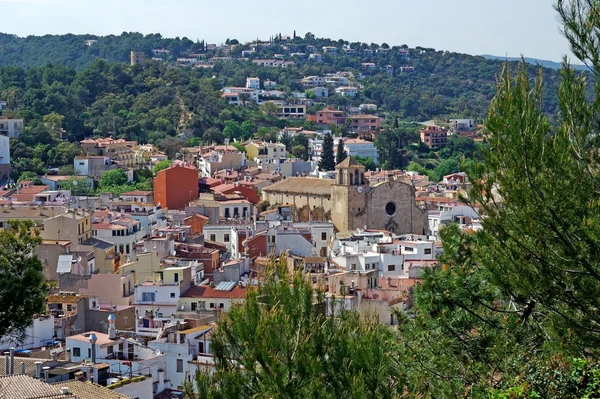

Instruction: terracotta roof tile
[182,284,246,299]
[0,375,72,398]
[262,177,334,196]
[51,379,131,399]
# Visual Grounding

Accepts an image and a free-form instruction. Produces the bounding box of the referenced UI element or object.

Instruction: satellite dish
[357,186,363,193]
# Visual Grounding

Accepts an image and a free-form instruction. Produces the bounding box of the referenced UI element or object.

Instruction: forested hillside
[0,31,569,119]
[0,31,581,183]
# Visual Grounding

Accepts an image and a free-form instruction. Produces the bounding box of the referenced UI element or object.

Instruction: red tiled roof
[9,185,50,202]
[182,284,246,299]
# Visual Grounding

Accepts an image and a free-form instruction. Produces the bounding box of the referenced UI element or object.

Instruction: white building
[92,214,146,256]
[428,204,480,238]
[301,76,326,87]
[272,222,334,257]
[197,149,246,178]
[0,101,6,112]
[0,118,23,138]
[334,86,358,97]
[246,77,260,90]
[221,87,259,103]
[325,75,349,86]
[0,134,9,166]
[359,103,378,112]
[331,231,436,279]
[449,119,475,131]
[0,315,55,351]
[263,79,277,89]
[148,325,215,390]
[133,266,193,324]
[339,138,379,165]
[308,87,329,98]
[66,330,166,389]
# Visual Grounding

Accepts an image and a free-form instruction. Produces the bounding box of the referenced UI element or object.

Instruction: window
[176,359,183,373]
[191,302,197,311]
[387,265,395,272]
[66,305,72,312]
[170,293,176,298]
[350,264,356,271]
[210,234,216,241]
[224,234,230,243]
[72,347,80,357]
[88,348,91,358]
[385,202,396,216]
[321,232,327,240]
[209,303,215,309]
[107,346,113,355]
[424,248,432,255]
[219,303,224,309]
[141,292,156,302]
[174,273,179,283]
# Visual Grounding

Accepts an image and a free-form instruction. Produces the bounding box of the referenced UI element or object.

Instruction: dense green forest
[0,31,569,119]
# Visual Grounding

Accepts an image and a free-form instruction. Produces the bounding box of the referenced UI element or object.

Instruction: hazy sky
[0,0,574,62]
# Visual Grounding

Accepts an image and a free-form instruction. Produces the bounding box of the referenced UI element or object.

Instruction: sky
[0,0,574,62]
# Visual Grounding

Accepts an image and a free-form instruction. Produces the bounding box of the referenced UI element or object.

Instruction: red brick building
[153,165,199,210]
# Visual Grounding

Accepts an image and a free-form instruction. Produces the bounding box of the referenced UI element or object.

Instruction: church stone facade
[262,157,427,235]
[330,157,427,234]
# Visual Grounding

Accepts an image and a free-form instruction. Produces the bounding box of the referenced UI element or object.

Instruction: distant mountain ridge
[480,54,588,71]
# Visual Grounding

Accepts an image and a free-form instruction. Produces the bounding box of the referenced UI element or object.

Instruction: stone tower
[330,156,369,232]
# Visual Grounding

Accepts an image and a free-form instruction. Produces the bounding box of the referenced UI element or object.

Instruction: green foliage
[0,220,48,337]
[185,255,403,399]
[318,133,335,171]
[231,142,246,154]
[99,169,128,188]
[354,155,377,171]
[60,176,92,194]
[152,159,172,174]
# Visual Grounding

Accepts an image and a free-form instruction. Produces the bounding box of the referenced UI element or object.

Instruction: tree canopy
[0,221,48,338]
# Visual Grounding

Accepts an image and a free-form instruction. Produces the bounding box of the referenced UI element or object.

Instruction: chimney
[4,352,9,376]
[35,361,42,379]
[43,366,50,382]
[65,349,71,363]
[60,388,70,395]
[9,347,14,375]
[19,362,25,375]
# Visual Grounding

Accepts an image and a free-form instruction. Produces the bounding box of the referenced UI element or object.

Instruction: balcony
[105,351,136,361]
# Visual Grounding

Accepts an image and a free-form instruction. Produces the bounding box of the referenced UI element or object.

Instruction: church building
[262,157,427,234]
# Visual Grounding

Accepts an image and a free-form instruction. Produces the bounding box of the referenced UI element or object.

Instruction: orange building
[420,126,448,148]
[153,165,199,210]
[314,107,347,126]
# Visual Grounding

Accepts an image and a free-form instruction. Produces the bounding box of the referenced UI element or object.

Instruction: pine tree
[319,133,335,171]
[184,255,402,399]
[336,139,347,165]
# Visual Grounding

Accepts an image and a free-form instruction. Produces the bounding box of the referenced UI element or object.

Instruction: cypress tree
[336,139,347,165]
[319,133,335,171]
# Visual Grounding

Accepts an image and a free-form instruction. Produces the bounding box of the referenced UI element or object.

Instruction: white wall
[0,135,9,165]
[113,377,154,399]
[0,316,55,350]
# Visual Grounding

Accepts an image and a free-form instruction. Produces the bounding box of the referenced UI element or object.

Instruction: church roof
[262,177,334,196]
[335,156,363,169]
